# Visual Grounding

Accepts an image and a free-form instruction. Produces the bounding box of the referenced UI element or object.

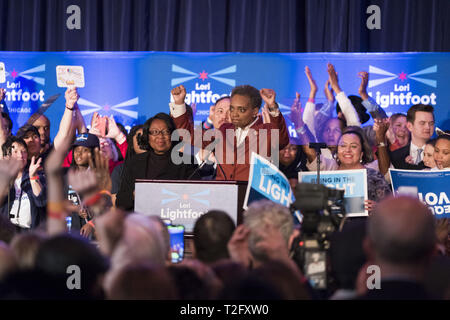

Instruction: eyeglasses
[148,129,171,136]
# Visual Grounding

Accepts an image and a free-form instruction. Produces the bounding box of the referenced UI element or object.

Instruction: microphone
[308,142,328,185]
[187,139,221,180]
[216,161,227,180]
[309,142,328,151]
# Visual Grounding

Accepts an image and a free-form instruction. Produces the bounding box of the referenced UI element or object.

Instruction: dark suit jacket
[357,279,430,300]
[0,170,47,229]
[390,143,426,170]
[116,150,200,211]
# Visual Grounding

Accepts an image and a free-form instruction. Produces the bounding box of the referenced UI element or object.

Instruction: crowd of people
[0,63,449,300]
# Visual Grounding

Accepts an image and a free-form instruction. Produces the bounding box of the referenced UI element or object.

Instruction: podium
[134,180,248,233]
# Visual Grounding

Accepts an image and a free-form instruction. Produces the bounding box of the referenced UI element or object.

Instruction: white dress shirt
[235,117,259,146]
[410,142,425,164]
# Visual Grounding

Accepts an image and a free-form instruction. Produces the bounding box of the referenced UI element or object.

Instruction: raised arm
[45,137,72,235]
[373,118,392,176]
[169,85,196,145]
[0,88,5,112]
[0,115,9,155]
[28,156,43,197]
[358,71,387,120]
[302,66,318,138]
[170,85,188,118]
[0,89,10,152]
[53,87,79,150]
[260,88,289,150]
[314,79,335,134]
[289,94,316,163]
[105,116,127,158]
[328,63,361,127]
[0,159,22,205]
[74,103,87,134]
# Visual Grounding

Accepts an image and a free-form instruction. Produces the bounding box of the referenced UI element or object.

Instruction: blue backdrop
[0,52,448,140]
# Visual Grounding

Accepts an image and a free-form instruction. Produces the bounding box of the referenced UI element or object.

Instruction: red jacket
[172,112,289,181]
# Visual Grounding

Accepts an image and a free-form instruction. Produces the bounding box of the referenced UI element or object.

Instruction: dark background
[0,0,448,52]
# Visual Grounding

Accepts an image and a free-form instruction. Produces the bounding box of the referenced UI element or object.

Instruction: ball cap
[73,133,100,149]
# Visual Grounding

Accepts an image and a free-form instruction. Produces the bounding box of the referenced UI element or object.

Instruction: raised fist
[65,87,79,109]
[171,85,186,105]
[260,88,276,109]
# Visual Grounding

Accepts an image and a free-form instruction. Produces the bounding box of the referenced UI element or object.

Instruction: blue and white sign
[0,52,448,139]
[244,153,294,210]
[135,180,240,232]
[390,169,450,219]
[299,169,368,217]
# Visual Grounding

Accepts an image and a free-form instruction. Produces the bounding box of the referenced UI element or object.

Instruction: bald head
[368,196,436,264]
[32,115,50,146]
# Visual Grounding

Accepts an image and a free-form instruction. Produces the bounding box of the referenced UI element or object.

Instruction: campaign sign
[389,169,450,219]
[56,65,85,88]
[0,62,5,84]
[299,169,368,217]
[135,181,239,233]
[243,153,294,210]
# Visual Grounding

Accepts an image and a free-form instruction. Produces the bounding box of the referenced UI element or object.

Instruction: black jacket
[390,143,426,170]
[357,279,430,300]
[279,146,308,179]
[116,150,200,211]
[0,170,47,229]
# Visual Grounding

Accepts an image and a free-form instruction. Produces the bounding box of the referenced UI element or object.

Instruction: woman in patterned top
[303,130,391,213]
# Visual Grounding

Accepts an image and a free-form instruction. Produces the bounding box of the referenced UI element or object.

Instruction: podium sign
[134,180,247,232]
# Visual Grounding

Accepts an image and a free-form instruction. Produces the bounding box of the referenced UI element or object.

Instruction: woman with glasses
[116,113,200,211]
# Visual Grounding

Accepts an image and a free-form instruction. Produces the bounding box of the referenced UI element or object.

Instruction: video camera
[290,183,346,292]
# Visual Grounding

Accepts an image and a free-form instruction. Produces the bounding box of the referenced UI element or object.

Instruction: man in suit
[170,84,289,181]
[358,196,436,300]
[390,104,435,170]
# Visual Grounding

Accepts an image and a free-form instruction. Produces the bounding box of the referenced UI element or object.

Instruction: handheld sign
[389,169,450,219]
[243,153,294,210]
[299,169,368,217]
[56,65,85,88]
[0,62,5,83]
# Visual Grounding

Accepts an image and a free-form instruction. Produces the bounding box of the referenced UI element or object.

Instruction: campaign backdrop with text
[0,52,448,139]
